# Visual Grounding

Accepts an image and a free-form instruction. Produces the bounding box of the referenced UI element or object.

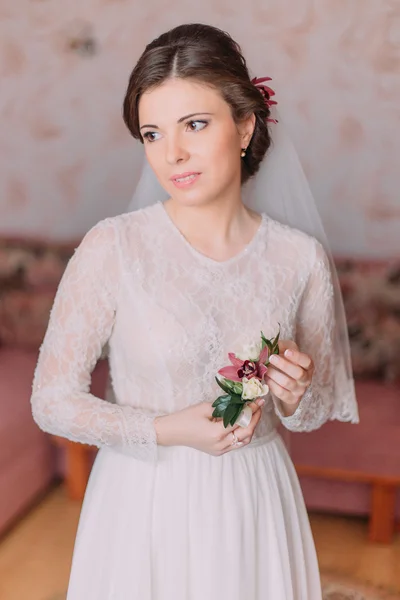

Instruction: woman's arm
[269,240,357,432]
[31,220,159,462]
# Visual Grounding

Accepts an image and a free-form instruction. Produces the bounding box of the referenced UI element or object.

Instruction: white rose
[235,341,262,362]
[242,377,269,400]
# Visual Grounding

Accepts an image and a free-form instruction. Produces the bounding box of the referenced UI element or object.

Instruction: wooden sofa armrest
[50,436,94,501]
[295,464,400,544]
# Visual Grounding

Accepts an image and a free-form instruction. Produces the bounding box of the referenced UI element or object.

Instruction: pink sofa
[291,379,400,543]
[0,346,107,537]
[0,348,55,536]
[0,236,399,540]
[0,236,73,537]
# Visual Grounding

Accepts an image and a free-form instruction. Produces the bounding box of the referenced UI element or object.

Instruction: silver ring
[231,431,239,446]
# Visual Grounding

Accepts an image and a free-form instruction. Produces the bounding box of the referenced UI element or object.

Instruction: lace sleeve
[30,220,159,462]
[274,240,358,432]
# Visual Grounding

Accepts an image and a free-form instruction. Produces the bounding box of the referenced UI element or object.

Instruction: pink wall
[0,1,399,257]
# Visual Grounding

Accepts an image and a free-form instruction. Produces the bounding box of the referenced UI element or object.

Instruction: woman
[31,23,358,599]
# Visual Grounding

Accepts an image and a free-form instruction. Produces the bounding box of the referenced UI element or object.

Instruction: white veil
[125,104,359,427]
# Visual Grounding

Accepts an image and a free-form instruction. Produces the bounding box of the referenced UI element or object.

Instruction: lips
[170,172,200,182]
[170,172,201,189]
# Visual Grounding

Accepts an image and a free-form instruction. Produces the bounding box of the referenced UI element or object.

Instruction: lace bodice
[31,202,359,461]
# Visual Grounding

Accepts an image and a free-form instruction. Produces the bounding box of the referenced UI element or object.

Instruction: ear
[238,113,256,148]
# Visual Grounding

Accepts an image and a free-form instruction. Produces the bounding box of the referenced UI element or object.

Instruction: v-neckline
[157,201,267,268]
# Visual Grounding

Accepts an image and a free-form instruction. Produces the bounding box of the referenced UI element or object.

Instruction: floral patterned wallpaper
[0,0,399,257]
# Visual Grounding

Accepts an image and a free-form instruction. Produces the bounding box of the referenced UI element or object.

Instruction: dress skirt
[66,431,322,600]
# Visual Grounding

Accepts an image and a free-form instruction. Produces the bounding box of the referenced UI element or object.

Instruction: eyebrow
[139,112,214,131]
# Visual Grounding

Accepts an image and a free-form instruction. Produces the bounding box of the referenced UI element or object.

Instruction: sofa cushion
[336,259,400,382]
[290,379,400,478]
[0,237,76,349]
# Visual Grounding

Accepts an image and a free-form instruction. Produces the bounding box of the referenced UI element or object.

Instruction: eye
[186,120,208,132]
[142,131,161,143]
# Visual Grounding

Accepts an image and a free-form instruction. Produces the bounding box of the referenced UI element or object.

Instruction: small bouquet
[212,328,280,428]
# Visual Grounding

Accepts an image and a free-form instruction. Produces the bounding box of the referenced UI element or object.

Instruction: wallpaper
[0,0,398,256]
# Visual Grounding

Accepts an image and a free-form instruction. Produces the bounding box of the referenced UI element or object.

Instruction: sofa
[0,235,399,541]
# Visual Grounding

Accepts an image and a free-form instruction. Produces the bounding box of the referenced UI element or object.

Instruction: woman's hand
[154,398,265,456]
[265,340,314,416]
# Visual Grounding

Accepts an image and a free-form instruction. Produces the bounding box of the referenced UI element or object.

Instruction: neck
[163,189,262,261]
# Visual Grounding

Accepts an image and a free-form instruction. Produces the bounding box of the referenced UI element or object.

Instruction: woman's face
[138,78,255,207]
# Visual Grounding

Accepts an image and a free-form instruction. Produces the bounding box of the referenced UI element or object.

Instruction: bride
[31,22,358,599]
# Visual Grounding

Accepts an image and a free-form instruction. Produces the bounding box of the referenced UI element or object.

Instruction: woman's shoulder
[82,203,160,244]
[265,214,324,257]
[263,214,328,274]
[64,204,161,280]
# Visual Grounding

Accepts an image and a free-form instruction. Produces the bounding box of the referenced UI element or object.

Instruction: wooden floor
[0,485,399,600]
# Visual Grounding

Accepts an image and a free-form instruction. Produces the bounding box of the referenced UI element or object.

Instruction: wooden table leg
[65,442,91,501]
[369,482,396,544]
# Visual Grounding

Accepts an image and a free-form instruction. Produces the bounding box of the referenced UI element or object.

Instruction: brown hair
[123,23,272,184]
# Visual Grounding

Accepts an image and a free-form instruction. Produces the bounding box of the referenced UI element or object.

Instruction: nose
[165,134,190,165]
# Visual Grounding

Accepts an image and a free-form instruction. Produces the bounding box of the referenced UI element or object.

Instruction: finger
[231,405,262,441]
[278,340,298,355]
[266,378,298,405]
[223,430,244,450]
[241,436,252,446]
[225,410,261,451]
[221,399,263,435]
[266,367,297,393]
[247,398,265,413]
[218,427,243,451]
[222,426,252,451]
[282,348,313,371]
[221,408,260,448]
[268,354,305,382]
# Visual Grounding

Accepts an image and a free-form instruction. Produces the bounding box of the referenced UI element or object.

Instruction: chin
[167,186,206,207]
[168,183,228,209]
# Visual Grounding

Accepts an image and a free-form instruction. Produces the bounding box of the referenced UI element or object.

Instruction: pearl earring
[241,148,247,158]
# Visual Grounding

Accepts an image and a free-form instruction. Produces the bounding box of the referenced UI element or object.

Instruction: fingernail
[270,355,279,364]
[284,350,293,358]
[257,398,265,406]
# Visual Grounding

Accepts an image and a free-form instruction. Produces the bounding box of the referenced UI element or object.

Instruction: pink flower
[251,76,278,124]
[218,346,269,382]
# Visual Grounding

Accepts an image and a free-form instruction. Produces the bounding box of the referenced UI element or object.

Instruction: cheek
[208,130,241,176]
[144,144,166,179]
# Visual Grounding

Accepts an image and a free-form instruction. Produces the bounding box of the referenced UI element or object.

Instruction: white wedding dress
[31,201,357,599]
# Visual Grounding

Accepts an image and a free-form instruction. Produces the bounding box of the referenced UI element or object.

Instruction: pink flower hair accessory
[251,76,278,123]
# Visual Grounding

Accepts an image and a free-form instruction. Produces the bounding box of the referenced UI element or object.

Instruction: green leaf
[223,403,237,428]
[212,406,224,418]
[232,382,243,396]
[232,404,245,426]
[212,394,231,408]
[215,377,234,395]
[261,330,275,353]
[224,380,243,395]
[230,395,245,405]
[272,325,281,349]
[222,380,235,391]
